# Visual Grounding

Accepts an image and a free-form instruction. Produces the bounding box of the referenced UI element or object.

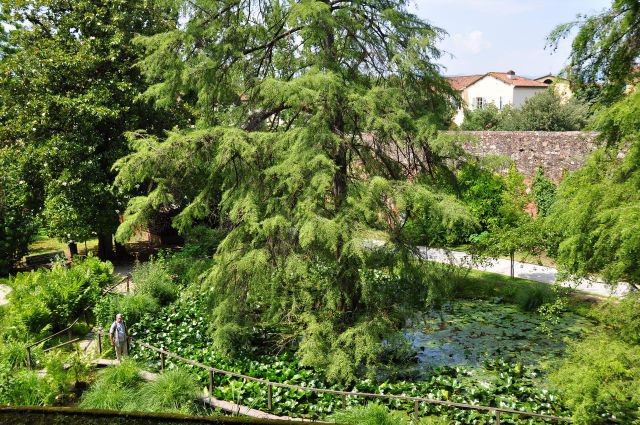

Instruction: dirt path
[0,284,11,306]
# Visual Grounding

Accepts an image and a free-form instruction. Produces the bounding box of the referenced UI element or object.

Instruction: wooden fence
[111,335,572,425]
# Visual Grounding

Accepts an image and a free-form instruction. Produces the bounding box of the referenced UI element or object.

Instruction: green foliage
[330,404,410,425]
[460,104,502,130]
[460,89,590,131]
[0,368,56,406]
[457,163,507,229]
[81,360,198,414]
[132,259,178,306]
[0,146,38,275]
[550,334,640,424]
[112,0,472,381]
[93,293,159,329]
[128,369,199,414]
[514,284,555,312]
[4,256,113,337]
[130,295,570,421]
[79,359,141,411]
[0,0,186,252]
[547,142,640,289]
[547,0,640,103]
[597,292,640,345]
[532,168,556,217]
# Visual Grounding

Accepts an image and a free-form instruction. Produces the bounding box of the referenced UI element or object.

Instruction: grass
[453,268,598,314]
[26,234,99,258]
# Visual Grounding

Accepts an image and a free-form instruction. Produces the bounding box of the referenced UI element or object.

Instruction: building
[534,74,572,101]
[447,71,549,126]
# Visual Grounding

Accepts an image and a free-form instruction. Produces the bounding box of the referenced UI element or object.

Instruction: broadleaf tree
[0,0,186,259]
[114,0,475,382]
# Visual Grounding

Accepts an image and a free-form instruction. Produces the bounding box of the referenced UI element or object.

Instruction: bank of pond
[1,258,638,424]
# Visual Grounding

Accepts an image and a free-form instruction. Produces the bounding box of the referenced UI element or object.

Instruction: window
[473,97,486,109]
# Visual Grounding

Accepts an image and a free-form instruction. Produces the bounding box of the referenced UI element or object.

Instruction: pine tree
[114,0,472,382]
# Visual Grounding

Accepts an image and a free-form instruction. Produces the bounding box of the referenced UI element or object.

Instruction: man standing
[109,313,128,362]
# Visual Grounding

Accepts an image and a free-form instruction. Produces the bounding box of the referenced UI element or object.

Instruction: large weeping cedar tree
[0,0,186,260]
[115,0,474,382]
[545,0,640,291]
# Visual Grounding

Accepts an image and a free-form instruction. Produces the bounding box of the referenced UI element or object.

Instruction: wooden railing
[116,336,571,424]
[24,274,131,369]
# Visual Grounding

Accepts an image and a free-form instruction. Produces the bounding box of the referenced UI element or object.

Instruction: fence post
[26,347,32,370]
[126,275,130,293]
[342,394,347,409]
[160,351,165,371]
[495,410,501,425]
[414,400,419,420]
[97,329,102,355]
[209,369,214,399]
[267,383,273,410]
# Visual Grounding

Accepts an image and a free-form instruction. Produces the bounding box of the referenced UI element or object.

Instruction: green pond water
[404,299,592,373]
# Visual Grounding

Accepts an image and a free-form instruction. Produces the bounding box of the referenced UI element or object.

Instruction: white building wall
[512,87,547,107]
[464,76,514,110]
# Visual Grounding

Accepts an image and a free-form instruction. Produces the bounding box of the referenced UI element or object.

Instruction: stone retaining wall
[445,131,601,182]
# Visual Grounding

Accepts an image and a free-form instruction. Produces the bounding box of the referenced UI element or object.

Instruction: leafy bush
[514,284,555,312]
[132,259,177,306]
[598,292,640,344]
[550,334,640,424]
[127,368,199,414]
[5,256,113,337]
[94,293,159,329]
[0,366,56,406]
[79,359,142,410]
[330,404,410,425]
[460,88,590,131]
[532,168,556,217]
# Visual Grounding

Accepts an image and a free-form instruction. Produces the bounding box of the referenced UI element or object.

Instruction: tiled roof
[446,72,550,90]
[488,72,550,87]
[446,75,483,90]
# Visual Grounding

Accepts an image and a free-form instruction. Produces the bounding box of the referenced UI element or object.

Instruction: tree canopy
[547,0,640,102]
[0,0,184,259]
[114,0,473,381]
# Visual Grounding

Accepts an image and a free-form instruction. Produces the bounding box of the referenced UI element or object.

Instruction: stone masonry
[445,131,601,182]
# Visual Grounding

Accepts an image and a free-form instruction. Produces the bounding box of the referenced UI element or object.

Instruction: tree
[0,145,38,275]
[0,0,184,259]
[114,0,468,381]
[459,89,590,131]
[547,0,640,103]
[543,1,640,290]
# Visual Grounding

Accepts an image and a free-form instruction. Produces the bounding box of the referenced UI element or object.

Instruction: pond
[404,299,592,375]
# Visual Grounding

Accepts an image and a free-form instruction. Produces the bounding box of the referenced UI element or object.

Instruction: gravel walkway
[0,284,11,306]
[420,247,629,297]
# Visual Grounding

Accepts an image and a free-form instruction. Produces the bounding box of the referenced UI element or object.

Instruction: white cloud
[450,31,492,54]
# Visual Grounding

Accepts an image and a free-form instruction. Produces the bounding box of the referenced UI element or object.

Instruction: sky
[409,0,611,78]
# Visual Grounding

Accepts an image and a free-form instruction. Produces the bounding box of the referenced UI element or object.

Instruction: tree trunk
[97,232,114,260]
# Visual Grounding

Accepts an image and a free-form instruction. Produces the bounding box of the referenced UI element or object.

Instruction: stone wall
[445,131,600,182]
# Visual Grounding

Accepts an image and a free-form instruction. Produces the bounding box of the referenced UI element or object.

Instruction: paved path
[420,247,629,297]
[0,284,11,306]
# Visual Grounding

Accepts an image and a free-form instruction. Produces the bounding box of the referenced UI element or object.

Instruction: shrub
[550,334,640,424]
[79,359,142,411]
[330,404,410,425]
[132,260,177,306]
[514,284,555,312]
[5,256,113,337]
[0,367,56,406]
[127,368,199,414]
[532,168,557,217]
[599,292,640,344]
[94,293,159,329]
